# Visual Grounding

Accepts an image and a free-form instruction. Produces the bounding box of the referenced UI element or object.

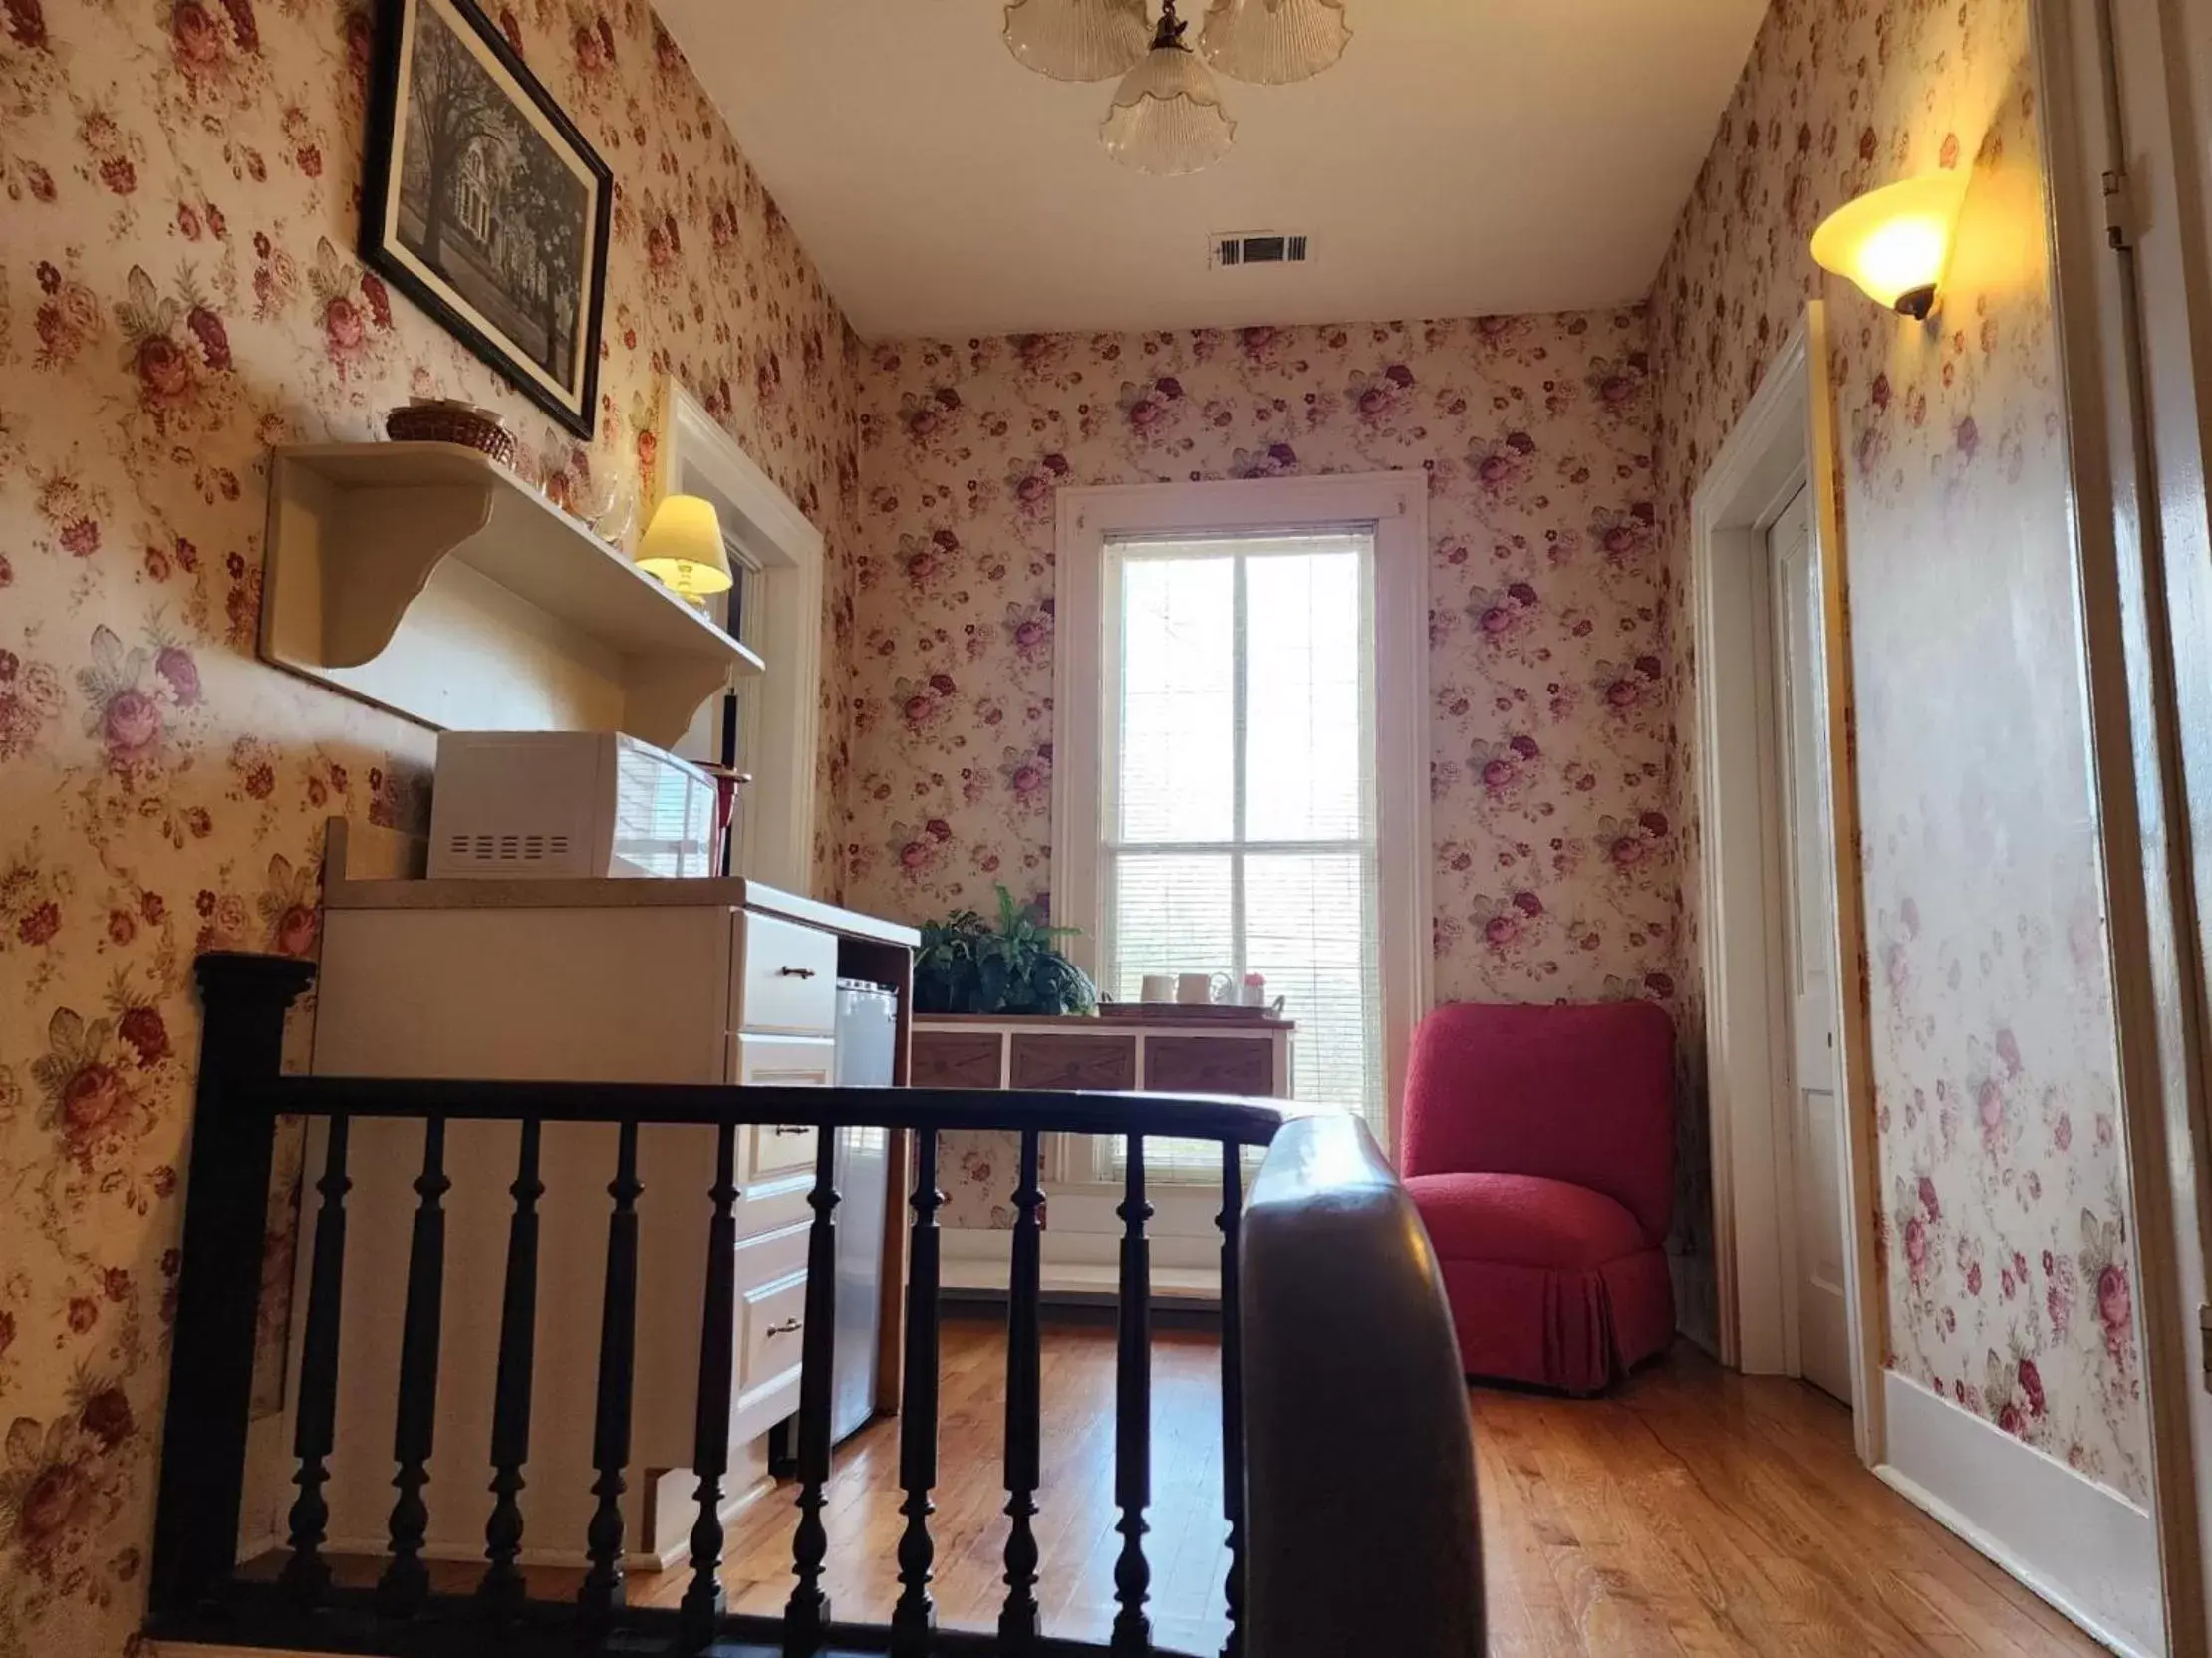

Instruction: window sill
[941,1255,1220,1304]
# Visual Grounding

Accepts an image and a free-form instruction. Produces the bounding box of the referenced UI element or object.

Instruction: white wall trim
[1051,472,1433,1145]
[1690,308,1885,1465]
[1880,1370,2163,1656]
[659,382,824,894]
[2032,0,2211,1647]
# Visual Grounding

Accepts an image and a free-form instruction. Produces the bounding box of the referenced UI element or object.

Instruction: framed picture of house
[361,0,612,437]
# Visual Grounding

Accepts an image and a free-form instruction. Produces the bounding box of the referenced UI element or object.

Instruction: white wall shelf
[260,441,763,746]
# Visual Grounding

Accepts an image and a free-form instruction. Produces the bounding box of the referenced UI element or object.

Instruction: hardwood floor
[618,1311,2101,1656]
[282,1312,2103,1654]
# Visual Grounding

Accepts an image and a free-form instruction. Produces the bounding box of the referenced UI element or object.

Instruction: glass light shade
[1002,0,1148,81]
[635,493,732,598]
[1100,36,1236,176]
[1200,0,1350,85]
[1809,171,1969,319]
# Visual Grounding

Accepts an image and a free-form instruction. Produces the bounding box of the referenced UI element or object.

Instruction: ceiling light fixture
[1001,0,1149,82]
[1004,0,1350,177]
[1809,172,1969,321]
[1199,0,1350,84]
[1100,1,1236,176]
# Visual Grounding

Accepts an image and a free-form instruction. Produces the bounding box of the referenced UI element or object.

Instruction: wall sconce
[635,493,732,608]
[1810,172,1969,321]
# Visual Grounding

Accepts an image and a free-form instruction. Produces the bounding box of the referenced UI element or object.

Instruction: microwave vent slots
[446,831,573,866]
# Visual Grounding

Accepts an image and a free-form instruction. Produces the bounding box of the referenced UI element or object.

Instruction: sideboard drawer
[739,1270,809,1394]
[1009,1031,1137,1091]
[1143,1034,1277,1096]
[912,1029,1005,1088]
[732,909,837,1035]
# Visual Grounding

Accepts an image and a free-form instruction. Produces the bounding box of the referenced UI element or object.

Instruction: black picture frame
[360,0,613,438]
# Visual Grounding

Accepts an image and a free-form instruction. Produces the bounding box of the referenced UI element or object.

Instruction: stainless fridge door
[830,984,897,1443]
[829,1124,887,1442]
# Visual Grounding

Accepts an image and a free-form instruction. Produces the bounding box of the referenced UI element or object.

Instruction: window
[1054,475,1430,1192]
[1099,534,1382,1179]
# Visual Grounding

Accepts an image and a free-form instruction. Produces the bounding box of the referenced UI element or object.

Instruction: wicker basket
[384,400,516,467]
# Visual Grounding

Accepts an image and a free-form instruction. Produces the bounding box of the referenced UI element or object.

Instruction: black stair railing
[145,952,1479,1658]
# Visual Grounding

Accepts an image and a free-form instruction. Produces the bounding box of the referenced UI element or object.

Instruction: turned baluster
[783,1128,842,1651]
[891,1128,945,1653]
[999,1127,1047,1649]
[278,1114,351,1607]
[377,1115,450,1620]
[678,1123,741,1653]
[1112,1134,1154,1655]
[478,1118,544,1622]
[578,1121,643,1634]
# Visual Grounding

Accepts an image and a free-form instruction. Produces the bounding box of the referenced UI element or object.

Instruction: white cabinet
[299,866,913,1573]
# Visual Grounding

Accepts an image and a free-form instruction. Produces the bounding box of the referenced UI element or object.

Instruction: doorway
[1691,305,1882,1454]
[1766,486,1851,1406]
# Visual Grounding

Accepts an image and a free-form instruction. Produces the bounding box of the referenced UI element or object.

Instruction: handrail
[1241,1112,1485,1656]
[232,1073,1305,1144]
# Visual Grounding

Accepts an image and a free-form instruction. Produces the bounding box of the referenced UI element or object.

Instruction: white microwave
[427,731,719,880]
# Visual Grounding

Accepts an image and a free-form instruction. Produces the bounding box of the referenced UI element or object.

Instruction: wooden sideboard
[913,1013,1294,1099]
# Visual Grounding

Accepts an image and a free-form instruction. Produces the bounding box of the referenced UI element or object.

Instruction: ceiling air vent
[1211,231,1310,270]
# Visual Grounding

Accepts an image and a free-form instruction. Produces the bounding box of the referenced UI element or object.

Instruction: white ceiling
[654,0,1768,339]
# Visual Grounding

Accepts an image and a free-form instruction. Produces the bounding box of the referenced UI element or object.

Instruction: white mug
[1140,973,1176,1004]
[1177,971,1232,1006]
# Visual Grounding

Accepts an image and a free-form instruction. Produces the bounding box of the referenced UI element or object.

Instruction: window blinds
[1094,532,1385,1183]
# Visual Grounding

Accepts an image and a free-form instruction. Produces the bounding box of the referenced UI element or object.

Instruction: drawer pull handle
[764,1317,803,1337]
[772,1125,812,1137]
[775,966,818,979]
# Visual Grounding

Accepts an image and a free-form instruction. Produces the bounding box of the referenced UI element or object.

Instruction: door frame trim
[1690,305,1886,1464]
[2035,0,2211,1646]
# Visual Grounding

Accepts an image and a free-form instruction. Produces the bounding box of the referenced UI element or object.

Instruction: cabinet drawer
[733,1217,809,1294]
[740,1270,809,1393]
[748,1120,821,1181]
[733,910,837,1035]
[732,1034,829,1183]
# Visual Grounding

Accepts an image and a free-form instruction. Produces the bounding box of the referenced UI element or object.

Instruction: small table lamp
[635,493,733,607]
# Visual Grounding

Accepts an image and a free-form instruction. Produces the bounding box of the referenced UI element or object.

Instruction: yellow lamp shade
[636,493,732,599]
[1810,171,1969,320]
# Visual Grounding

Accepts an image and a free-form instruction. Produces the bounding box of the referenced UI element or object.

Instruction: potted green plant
[913,886,1098,1016]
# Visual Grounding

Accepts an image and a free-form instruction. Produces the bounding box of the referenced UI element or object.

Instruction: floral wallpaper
[843,316,1679,1230]
[1648,0,2150,1503]
[0,0,2154,1645]
[0,0,859,1648]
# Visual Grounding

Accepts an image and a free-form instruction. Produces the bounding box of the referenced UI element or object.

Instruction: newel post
[148,951,317,1624]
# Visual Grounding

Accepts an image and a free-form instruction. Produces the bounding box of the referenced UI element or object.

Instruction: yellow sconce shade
[1810,171,1969,320]
[635,493,732,600]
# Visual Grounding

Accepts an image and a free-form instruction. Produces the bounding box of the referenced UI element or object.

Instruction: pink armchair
[1401,1000,1676,1392]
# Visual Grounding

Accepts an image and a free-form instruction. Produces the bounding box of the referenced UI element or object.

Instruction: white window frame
[659,381,823,893]
[1052,474,1433,1170]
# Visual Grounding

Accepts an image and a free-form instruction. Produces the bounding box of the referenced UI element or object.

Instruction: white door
[1768,488,1852,1406]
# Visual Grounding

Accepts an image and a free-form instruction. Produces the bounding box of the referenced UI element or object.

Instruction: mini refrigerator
[830,980,898,1443]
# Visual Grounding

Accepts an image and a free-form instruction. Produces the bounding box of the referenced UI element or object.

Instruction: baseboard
[941,1250,1221,1305]
[1879,1370,2160,1657]
[942,1217,1220,1271]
